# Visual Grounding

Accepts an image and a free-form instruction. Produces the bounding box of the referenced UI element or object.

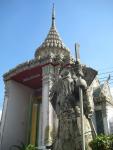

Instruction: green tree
[89,134,113,150]
[10,143,36,150]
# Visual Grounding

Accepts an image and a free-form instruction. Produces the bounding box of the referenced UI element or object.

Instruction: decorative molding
[3,54,72,82]
[35,20,70,58]
[3,58,40,81]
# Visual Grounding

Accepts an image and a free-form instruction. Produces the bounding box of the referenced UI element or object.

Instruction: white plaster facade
[0,80,33,150]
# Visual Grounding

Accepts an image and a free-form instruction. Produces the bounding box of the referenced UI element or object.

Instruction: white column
[107,105,113,134]
[0,81,9,148]
[41,65,54,146]
[102,103,109,134]
[38,103,42,146]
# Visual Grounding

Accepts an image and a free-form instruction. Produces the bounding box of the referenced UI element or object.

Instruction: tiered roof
[35,4,69,57]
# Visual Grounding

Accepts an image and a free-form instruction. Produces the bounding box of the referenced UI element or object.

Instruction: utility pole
[75,43,85,150]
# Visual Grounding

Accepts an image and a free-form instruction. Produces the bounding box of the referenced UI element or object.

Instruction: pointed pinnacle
[52,3,55,27]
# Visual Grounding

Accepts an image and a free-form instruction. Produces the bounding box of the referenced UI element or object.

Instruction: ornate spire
[35,4,69,57]
[52,3,55,27]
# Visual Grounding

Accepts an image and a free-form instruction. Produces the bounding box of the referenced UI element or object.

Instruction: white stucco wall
[0,80,33,150]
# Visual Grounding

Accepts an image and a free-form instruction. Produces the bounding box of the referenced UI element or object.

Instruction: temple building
[0,6,113,150]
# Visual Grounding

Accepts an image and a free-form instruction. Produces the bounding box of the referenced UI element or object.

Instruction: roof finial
[52,3,55,27]
[75,43,80,63]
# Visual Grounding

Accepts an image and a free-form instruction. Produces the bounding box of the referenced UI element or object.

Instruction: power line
[99,75,113,80]
[109,82,113,85]
[98,71,113,75]
[99,76,113,81]
[97,67,113,71]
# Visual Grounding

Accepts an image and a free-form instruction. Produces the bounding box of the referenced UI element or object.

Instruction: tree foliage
[10,143,36,150]
[89,134,113,150]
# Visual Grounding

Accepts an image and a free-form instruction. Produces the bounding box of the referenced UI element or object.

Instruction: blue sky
[0,0,113,109]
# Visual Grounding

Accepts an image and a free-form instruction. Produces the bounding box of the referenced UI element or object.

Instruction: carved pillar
[41,64,55,146]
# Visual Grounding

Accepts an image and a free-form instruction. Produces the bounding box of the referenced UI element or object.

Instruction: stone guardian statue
[49,44,97,150]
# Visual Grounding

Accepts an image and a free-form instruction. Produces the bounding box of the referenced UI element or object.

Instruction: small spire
[75,43,80,63]
[52,3,55,27]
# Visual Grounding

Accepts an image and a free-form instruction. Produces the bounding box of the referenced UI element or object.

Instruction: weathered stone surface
[50,63,97,150]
